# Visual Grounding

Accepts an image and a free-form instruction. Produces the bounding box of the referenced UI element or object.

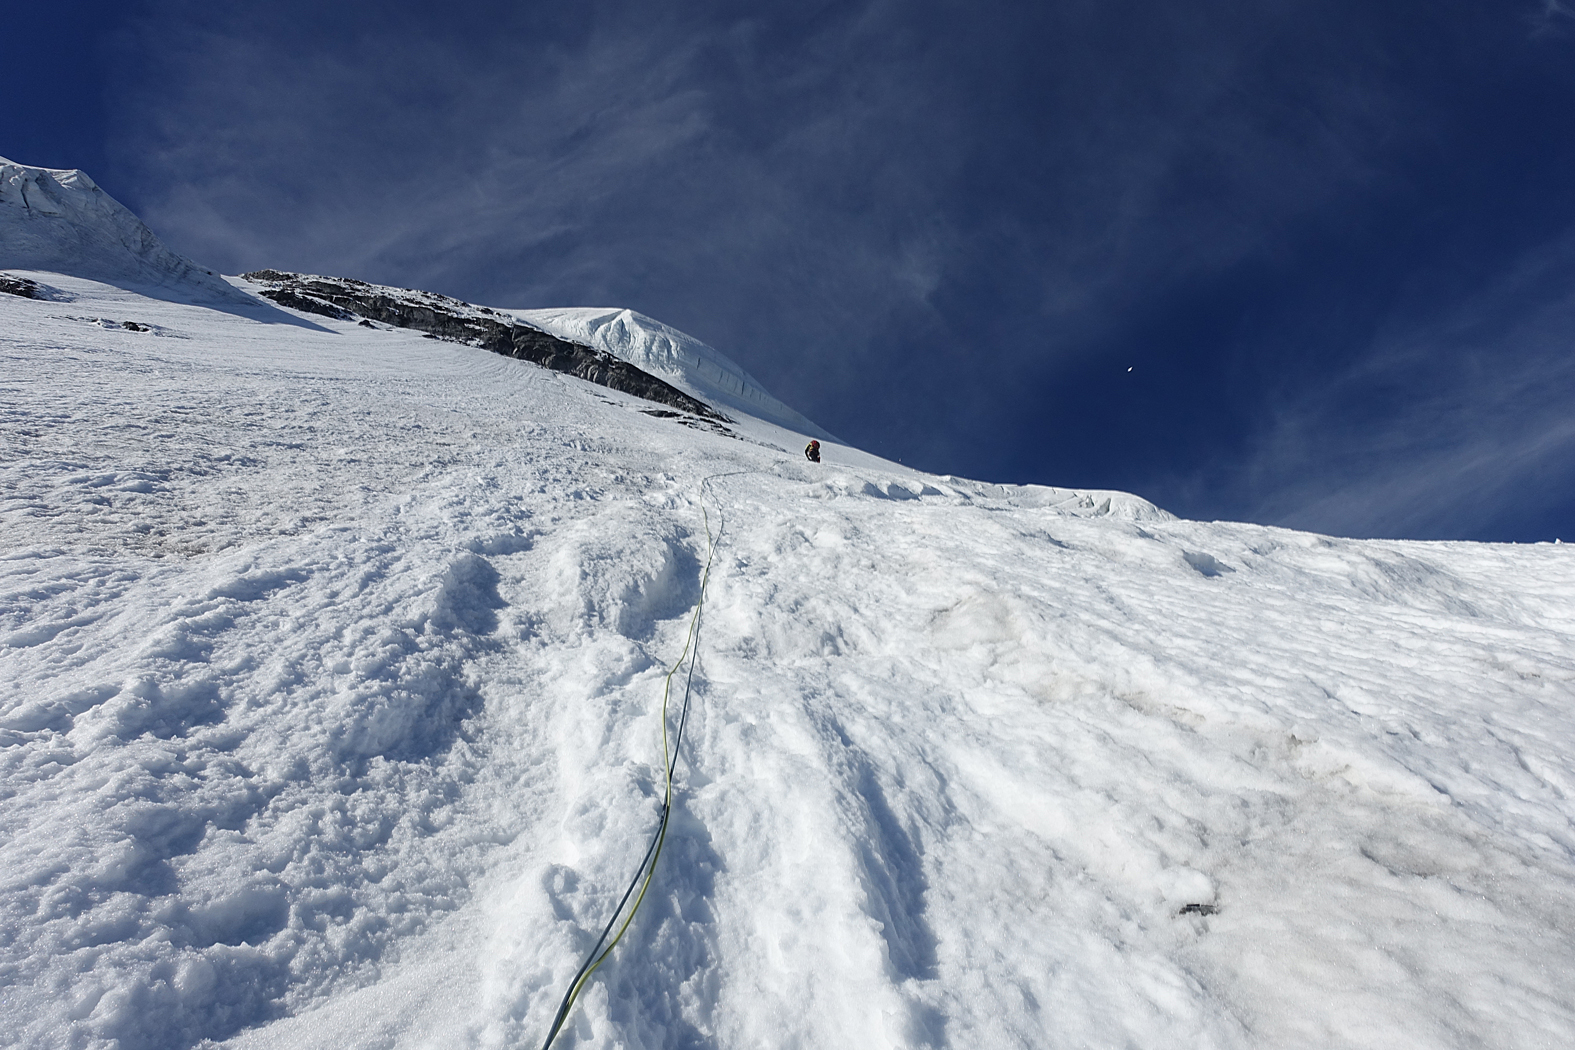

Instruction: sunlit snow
[3,159,1575,1050]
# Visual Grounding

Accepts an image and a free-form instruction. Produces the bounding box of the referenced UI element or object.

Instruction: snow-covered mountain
[0,157,252,307]
[3,164,1575,1050]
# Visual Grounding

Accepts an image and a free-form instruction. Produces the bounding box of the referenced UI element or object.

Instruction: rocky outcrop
[0,275,42,299]
[242,270,731,423]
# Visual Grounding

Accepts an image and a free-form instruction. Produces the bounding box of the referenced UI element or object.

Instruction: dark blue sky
[8,1,1575,541]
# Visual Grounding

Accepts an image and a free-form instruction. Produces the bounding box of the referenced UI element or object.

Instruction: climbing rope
[539,472,748,1049]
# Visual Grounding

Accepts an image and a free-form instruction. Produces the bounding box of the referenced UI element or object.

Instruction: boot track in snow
[539,472,750,1048]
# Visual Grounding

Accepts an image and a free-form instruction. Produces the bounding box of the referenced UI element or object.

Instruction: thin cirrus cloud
[95,0,1575,541]
[111,1,964,407]
[1228,229,1575,540]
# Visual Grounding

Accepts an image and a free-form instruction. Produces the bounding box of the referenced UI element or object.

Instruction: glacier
[3,157,1575,1050]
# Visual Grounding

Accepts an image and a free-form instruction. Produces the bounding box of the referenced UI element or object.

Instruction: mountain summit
[516,307,835,439]
[1,156,257,305]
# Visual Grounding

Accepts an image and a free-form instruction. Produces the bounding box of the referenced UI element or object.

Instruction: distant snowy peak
[515,307,834,439]
[0,156,247,305]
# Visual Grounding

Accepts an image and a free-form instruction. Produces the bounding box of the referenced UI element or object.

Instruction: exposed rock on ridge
[0,275,43,299]
[241,270,732,423]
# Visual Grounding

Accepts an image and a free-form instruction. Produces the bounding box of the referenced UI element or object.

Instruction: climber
[805,440,821,463]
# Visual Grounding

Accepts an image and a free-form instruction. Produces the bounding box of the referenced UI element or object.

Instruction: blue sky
[7,0,1575,541]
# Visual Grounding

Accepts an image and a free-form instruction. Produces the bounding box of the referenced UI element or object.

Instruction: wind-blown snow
[3,272,1575,1050]
[0,158,252,307]
[514,307,834,439]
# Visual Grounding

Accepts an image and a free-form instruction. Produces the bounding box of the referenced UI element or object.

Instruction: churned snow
[3,268,1575,1050]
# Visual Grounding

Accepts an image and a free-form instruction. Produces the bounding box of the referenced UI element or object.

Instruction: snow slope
[513,307,834,439]
[3,271,1575,1050]
[0,158,253,307]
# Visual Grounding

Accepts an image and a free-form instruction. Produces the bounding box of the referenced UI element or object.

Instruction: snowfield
[3,164,1575,1050]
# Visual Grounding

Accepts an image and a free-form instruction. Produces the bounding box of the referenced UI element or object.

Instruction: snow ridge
[0,156,248,305]
[239,270,734,425]
[515,307,834,439]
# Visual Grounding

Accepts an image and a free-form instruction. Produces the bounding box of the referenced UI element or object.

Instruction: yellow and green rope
[539,476,735,1048]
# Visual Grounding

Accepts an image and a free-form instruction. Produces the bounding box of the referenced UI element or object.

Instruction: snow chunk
[1155,867,1218,910]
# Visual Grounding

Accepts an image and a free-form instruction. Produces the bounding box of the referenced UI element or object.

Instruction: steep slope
[0,157,253,306]
[2,275,1574,1050]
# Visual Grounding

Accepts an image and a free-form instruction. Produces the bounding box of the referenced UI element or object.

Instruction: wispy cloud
[112,1,1407,416]
[99,0,1575,540]
[1531,0,1575,36]
[111,1,966,415]
[1223,228,1575,539]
